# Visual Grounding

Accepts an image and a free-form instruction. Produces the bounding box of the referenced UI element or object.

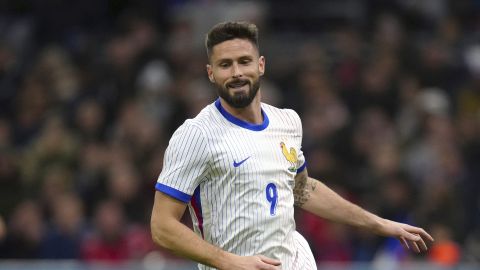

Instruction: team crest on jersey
[280,141,298,172]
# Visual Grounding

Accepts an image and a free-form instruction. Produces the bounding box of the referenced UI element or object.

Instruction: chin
[231,89,250,97]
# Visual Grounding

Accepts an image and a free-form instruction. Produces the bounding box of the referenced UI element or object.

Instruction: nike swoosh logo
[233,156,250,167]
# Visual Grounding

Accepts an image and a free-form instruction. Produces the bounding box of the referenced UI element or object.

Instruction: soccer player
[150,21,433,270]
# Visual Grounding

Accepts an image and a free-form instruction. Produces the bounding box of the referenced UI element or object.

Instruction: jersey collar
[214,98,269,131]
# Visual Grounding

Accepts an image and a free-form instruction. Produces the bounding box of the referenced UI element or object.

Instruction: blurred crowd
[0,0,479,267]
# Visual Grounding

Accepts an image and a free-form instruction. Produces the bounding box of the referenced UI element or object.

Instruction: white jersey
[156,99,316,269]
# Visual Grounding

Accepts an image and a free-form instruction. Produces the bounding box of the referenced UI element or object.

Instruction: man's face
[207,38,265,108]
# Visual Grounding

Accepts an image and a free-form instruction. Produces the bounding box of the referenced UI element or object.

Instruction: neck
[219,91,263,124]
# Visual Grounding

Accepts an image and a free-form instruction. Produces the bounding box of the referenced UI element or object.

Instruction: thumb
[258,255,281,266]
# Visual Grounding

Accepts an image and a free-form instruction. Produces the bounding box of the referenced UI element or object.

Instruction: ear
[206,64,215,83]
[259,56,265,76]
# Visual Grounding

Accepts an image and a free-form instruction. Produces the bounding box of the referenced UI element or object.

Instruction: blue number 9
[266,183,278,216]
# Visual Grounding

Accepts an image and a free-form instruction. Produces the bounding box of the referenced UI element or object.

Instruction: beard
[214,78,261,109]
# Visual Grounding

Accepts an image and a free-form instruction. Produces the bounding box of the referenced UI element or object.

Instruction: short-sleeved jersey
[156,99,315,269]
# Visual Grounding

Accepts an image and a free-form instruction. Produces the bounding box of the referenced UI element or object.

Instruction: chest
[207,127,301,187]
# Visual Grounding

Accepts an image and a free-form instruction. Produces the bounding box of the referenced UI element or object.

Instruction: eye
[240,59,252,65]
[219,62,230,68]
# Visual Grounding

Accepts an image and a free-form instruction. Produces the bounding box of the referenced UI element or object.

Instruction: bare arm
[293,169,434,252]
[151,191,281,270]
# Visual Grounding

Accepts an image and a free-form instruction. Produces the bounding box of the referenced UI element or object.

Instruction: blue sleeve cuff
[155,183,192,203]
[297,162,307,173]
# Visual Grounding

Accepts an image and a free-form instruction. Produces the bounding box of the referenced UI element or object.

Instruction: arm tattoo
[293,173,317,207]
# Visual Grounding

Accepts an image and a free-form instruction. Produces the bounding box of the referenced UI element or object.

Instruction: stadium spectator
[39,193,86,259]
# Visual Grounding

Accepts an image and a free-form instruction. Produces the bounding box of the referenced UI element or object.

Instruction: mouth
[226,80,249,90]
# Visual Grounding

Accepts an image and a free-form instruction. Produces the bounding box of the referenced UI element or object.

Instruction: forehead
[210,38,259,60]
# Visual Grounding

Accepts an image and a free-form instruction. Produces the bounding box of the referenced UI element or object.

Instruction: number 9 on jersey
[265,183,278,216]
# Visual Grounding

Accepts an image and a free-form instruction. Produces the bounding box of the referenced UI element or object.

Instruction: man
[151,21,433,270]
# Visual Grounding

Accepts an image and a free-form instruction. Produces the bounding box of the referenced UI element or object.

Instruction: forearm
[151,191,236,269]
[151,213,233,269]
[297,177,383,230]
[293,172,433,253]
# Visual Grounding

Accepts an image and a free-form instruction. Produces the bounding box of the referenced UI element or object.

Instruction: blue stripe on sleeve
[297,162,307,173]
[155,183,192,203]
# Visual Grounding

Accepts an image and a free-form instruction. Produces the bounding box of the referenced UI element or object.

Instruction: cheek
[212,70,229,82]
[247,66,262,76]
[247,71,261,81]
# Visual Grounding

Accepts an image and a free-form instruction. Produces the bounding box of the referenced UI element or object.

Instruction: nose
[232,63,242,78]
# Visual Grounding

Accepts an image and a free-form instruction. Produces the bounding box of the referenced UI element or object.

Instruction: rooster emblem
[280,142,298,172]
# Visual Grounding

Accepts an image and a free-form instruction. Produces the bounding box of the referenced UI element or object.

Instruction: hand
[375,218,434,253]
[220,254,281,270]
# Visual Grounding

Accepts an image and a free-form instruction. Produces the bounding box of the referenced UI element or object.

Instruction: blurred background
[0,0,479,269]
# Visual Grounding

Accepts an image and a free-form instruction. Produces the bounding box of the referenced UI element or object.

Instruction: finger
[409,240,421,253]
[417,235,428,251]
[418,228,434,242]
[404,226,435,242]
[258,255,281,266]
[260,265,280,270]
[399,237,409,250]
[416,233,428,251]
[403,231,421,242]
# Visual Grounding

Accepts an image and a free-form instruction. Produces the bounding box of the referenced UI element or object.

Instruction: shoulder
[187,102,219,129]
[262,103,302,127]
[173,103,217,136]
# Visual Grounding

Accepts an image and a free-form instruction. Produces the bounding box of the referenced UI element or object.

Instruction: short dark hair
[205,21,259,59]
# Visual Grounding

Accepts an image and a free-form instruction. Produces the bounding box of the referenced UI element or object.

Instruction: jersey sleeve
[156,121,210,203]
[291,110,306,173]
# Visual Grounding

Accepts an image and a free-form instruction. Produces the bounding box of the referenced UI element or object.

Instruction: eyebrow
[215,58,232,65]
[214,55,254,65]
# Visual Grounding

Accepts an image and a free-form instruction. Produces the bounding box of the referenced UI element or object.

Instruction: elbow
[150,216,171,249]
